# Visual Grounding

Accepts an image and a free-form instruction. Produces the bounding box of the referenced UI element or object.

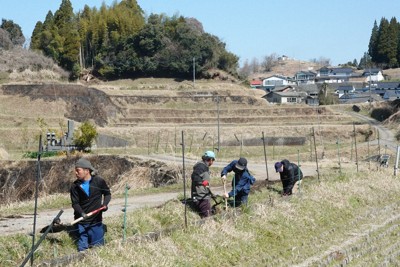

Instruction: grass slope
[1,164,399,266]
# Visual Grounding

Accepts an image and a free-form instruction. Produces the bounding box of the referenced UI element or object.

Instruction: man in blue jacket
[221,157,256,206]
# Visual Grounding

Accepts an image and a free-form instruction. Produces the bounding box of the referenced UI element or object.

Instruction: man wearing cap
[221,157,256,206]
[275,159,303,196]
[70,157,111,251]
[191,151,216,218]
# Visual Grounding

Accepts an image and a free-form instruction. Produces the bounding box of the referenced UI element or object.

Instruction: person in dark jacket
[221,157,256,206]
[275,159,303,196]
[191,151,216,218]
[70,158,111,252]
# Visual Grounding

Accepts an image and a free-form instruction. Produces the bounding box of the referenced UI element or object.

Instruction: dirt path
[336,109,397,151]
[0,192,179,237]
[136,154,318,180]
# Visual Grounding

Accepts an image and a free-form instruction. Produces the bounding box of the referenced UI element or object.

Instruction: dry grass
[0,47,69,82]
[0,151,399,266]
[0,79,365,161]
[8,166,393,266]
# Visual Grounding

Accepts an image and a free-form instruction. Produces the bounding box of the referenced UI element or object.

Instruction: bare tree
[261,53,279,72]
[310,56,331,67]
[238,59,251,78]
[250,57,260,73]
[0,28,13,50]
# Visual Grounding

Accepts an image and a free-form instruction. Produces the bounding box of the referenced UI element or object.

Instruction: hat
[203,150,216,160]
[235,157,247,170]
[75,158,96,171]
[274,162,283,172]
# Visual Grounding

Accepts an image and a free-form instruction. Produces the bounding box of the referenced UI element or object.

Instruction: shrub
[73,121,98,151]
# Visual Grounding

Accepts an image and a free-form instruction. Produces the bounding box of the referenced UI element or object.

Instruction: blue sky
[1,0,400,66]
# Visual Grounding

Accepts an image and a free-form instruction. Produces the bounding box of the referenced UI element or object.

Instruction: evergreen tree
[368,20,379,62]
[359,52,372,69]
[387,17,399,67]
[376,17,390,66]
[30,21,43,50]
[54,0,80,71]
[352,58,358,67]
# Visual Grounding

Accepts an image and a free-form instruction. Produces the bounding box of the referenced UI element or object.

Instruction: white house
[362,68,384,83]
[262,75,294,90]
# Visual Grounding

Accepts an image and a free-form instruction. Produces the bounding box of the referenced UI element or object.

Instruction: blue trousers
[76,222,104,252]
[229,193,248,207]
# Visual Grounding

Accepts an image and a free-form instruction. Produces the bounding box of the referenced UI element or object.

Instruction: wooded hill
[27,0,238,80]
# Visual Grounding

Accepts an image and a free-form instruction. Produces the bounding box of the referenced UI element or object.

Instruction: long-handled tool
[70,206,106,225]
[223,178,228,210]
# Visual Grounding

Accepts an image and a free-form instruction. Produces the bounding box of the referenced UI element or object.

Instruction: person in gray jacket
[191,151,216,218]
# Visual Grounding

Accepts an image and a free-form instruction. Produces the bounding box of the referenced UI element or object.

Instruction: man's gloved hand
[221,175,226,181]
[101,205,108,212]
[201,180,209,187]
[81,213,89,219]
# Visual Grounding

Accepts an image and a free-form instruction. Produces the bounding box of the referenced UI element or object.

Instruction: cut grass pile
[1,165,399,266]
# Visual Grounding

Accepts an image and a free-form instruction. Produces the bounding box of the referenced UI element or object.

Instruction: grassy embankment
[1,163,399,266]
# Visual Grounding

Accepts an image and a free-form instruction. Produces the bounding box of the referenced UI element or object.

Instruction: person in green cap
[191,151,216,218]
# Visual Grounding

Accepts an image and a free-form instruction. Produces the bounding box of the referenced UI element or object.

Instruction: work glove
[223,192,229,198]
[202,180,209,187]
[221,175,227,181]
[81,213,89,219]
[101,205,108,212]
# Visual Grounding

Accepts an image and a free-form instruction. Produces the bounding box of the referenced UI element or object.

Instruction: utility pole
[193,57,195,88]
[262,132,269,181]
[369,65,372,108]
[181,131,187,228]
[353,122,359,172]
[216,96,220,153]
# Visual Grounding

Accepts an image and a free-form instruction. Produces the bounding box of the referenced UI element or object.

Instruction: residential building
[335,85,355,98]
[263,91,307,104]
[362,68,384,83]
[250,80,263,89]
[375,82,400,90]
[316,67,354,83]
[294,71,316,84]
[262,75,294,90]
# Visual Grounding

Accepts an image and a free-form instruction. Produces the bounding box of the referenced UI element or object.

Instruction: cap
[235,157,247,170]
[75,158,96,171]
[203,151,216,160]
[275,162,283,172]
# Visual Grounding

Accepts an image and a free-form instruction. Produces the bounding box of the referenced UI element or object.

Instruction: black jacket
[191,161,211,200]
[70,175,111,224]
[279,159,303,194]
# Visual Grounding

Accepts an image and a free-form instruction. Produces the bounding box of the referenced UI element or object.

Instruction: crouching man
[275,159,303,196]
